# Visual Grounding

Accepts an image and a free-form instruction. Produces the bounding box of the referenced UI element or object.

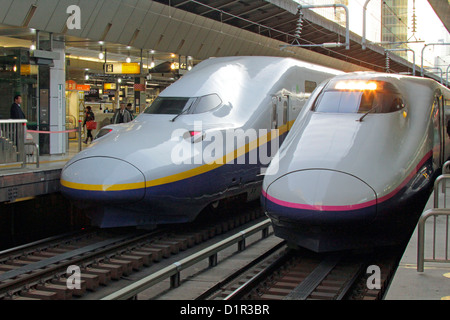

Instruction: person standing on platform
[10,95,25,119]
[126,103,134,120]
[83,106,95,144]
[112,103,133,124]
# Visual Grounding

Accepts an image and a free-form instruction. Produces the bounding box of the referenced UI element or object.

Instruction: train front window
[192,94,222,114]
[144,97,195,115]
[144,94,222,115]
[312,80,405,114]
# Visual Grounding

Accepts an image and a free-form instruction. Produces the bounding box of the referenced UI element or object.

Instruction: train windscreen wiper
[170,99,196,122]
[357,105,379,122]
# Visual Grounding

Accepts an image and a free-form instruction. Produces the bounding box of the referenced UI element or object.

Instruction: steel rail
[102,219,272,300]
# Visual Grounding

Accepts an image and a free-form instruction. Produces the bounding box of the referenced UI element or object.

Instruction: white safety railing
[0,120,27,168]
[417,161,450,272]
[0,120,84,170]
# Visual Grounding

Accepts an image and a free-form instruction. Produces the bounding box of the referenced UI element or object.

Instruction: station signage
[20,64,38,75]
[76,84,91,91]
[65,80,91,92]
[104,63,141,74]
[104,83,117,90]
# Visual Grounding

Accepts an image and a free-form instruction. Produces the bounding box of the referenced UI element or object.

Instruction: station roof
[0,0,448,80]
[428,0,450,34]
[152,0,421,75]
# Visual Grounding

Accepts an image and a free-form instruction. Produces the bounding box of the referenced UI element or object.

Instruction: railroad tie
[284,254,341,300]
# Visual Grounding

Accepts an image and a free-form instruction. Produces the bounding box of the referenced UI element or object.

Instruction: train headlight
[403,111,407,118]
[183,130,205,143]
[335,81,377,91]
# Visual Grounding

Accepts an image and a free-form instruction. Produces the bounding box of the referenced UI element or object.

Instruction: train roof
[159,56,343,100]
[331,71,450,87]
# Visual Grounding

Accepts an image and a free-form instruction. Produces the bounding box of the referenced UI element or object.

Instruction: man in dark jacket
[10,95,26,119]
[112,103,133,124]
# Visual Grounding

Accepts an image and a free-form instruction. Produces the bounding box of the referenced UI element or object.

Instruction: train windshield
[312,80,405,114]
[144,94,222,115]
[144,97,196,115]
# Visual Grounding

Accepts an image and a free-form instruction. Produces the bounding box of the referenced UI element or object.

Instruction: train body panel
[262,72,450,252]
[61,56,342,228]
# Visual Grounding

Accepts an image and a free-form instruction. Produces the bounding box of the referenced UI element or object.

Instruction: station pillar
[134,77,146,114]
[36,37,66,155]
[49,43,66,155]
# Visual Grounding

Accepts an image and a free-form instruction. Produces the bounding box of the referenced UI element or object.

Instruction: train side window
[283,101,288,125]
[390,97,404,112]
[272,103,277,129]
[305,80,317,93]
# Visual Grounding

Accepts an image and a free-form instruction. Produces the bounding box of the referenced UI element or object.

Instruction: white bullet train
[60,56,343,228]
[262,72,450,252]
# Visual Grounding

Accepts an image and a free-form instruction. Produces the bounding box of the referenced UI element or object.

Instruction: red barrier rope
[27,129,79,134]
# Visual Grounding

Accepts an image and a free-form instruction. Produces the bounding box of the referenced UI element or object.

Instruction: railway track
[210,246,403,301]
[0,195,405,301]
[0,201,265,300]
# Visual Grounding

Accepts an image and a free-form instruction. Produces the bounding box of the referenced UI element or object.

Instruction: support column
[134,77,146,114]
[49,41,66,154]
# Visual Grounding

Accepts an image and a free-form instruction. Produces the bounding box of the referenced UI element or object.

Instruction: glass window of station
[0,47,38,124]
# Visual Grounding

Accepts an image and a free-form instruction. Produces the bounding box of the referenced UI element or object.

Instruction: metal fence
[417,161,450,272]
[0,120,39,169]
[0,120,26,167]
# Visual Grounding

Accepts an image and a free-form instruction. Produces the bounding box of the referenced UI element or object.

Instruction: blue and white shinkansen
[60,56,343,228]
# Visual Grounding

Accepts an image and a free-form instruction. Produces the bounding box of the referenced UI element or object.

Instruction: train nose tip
[264,169,377,225]
[60,157,146,204]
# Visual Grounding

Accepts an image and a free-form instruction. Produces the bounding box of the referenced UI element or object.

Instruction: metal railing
[102,219,272,300]
[25,141,40,168]
[417,161,450,272]
[0,120,41,169]
[0,120,26,168]
[0,120,85,169]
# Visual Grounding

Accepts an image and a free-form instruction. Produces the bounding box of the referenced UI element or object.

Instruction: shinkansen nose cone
[60,157,146,204]
[265,169,377,225]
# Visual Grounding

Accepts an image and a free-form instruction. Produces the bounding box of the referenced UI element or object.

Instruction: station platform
[0,141,84,203]
[385,189,450,300]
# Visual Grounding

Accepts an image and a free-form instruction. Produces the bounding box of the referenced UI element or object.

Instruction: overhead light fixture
[30,41,36,51]
[126,48,131,63]
[150,55,155,68]
[99,46,105,60]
